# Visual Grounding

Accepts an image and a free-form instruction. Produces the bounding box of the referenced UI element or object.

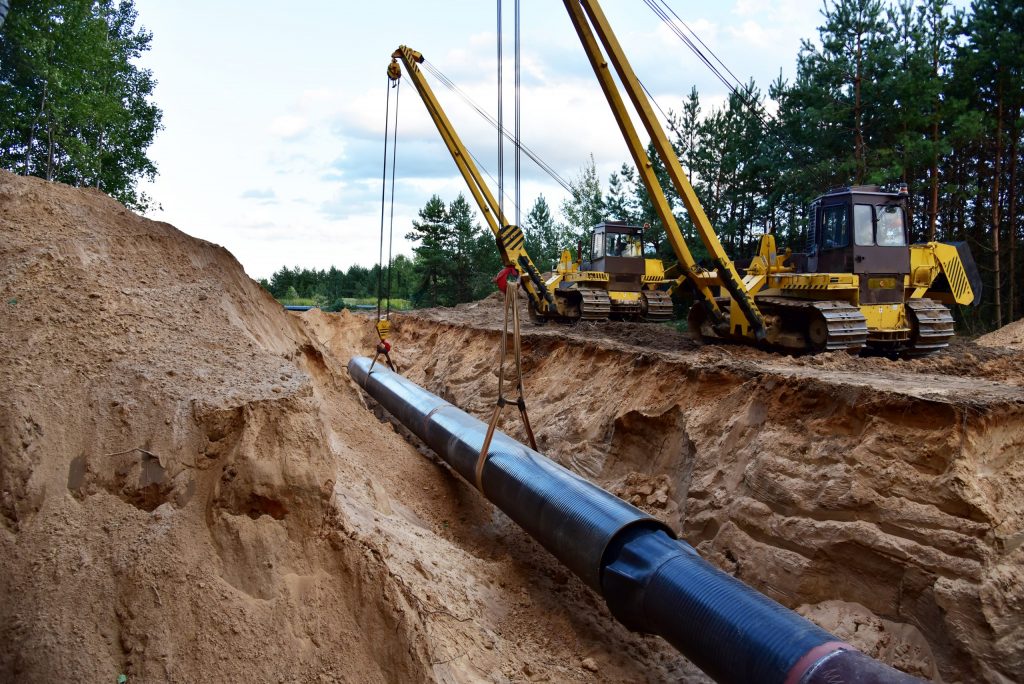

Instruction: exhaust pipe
[348,357,920,684]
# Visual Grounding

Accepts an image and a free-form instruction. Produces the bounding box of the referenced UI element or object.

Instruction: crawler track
[758,296,869,352]
[906,298,956,354]
[642,290,674,321]
[578,288,611,321]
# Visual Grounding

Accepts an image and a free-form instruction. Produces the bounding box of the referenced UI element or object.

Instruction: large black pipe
[348,357,920,684]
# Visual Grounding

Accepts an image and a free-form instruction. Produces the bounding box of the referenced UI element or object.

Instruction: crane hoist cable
[497,0,504,221]
[420,60,572,194]
[371,66,401,373]
[643,0,778,136]
[474,3,535,487]
[499,0,523,226]
[514,0,522,228]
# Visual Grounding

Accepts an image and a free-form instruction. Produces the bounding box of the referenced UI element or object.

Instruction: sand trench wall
[388,315,1024,683]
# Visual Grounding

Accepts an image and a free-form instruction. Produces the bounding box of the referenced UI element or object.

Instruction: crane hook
[387,58,401,83]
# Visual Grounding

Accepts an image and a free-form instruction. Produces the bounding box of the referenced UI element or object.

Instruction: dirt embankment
[383,295,1024,683]
[4,170,1023,683]
[0,171,701,683]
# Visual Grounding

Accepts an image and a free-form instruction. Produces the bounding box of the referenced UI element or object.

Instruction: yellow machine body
[389,46,673,323]
[564,0,978,354]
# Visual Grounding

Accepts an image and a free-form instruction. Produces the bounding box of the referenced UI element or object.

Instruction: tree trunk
[95,129,105,189]
[992,80,1004,328]
[854,31,865,185]
[927,10,941,241]
[1008,118,1019,321]
[46,115,54,182]
[24,82,47,176]
[929,118,940,241]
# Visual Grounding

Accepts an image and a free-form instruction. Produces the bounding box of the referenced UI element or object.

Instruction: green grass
[341,297,413,310]
[274,295,414,311]
[278,296,317,306]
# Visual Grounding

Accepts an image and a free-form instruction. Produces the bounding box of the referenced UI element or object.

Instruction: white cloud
[134,0,827,279]
[268,115,310,140]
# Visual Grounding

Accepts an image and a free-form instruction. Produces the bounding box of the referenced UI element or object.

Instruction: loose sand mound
[0,171,700,682]
[977,317,1024,350]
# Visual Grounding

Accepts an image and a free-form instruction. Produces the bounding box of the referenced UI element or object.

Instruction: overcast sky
[132,0,827,280]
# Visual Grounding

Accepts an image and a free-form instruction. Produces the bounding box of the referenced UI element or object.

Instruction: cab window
[876,205,906,246]
[822,205,849,250]
[603,231,642,257]
[854,204,874,245]
[605,233,625,257]
[591,232,604,261]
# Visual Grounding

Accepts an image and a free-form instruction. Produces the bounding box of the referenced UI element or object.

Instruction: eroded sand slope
[0,171,703,683]
[3,171,1023,683]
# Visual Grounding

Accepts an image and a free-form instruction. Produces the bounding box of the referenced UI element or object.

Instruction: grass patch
[278,296,317,306]
[273,296,414,311]
[341,297,413,310]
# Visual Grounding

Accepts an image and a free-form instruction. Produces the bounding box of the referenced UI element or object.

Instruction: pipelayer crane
[392,0,979,354]
[561,0,978,355]
[389,46,675,323]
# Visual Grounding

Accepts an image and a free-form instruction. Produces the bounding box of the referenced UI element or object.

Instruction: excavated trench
[345,307,1024,683]
[3,171,1023,683]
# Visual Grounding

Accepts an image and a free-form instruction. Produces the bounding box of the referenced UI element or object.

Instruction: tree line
[258,255,417,310]
[312,0,1021,333]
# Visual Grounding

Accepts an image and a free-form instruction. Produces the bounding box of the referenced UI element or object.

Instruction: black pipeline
[348,357,919,684]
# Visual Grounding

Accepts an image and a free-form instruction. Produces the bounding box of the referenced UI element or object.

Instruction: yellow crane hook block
[376,319,392,341]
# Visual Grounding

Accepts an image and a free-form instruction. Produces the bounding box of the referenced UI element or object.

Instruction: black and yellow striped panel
[499,224,525,252]
[944,257,968,300]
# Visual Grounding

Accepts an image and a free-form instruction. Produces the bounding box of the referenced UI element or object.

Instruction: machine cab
[806,185,911,303]
[590,221,645,278]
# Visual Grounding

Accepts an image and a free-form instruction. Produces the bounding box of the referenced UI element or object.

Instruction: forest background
[2,0,1021,330]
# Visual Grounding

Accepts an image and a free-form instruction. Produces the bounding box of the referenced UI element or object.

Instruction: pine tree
[955,0,1024,326]
[561,154,605,242]
[523,194,565,271]
[447,194,480,304]
[406,195,450,307]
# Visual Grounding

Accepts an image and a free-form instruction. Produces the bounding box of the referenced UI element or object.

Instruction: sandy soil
[0,170,702,683]
[384,291,1024,682]
[977,317,1024,351]
[2,170,1023,683]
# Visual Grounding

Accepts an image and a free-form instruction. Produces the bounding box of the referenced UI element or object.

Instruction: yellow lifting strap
[474,271,538,492]
[368,319,396,373]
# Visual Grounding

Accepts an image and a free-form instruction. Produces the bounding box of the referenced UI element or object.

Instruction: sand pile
[0,171,699,682]
[977,316,1024,350]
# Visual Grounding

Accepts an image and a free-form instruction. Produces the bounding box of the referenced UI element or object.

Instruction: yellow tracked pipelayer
[562,0,978,355]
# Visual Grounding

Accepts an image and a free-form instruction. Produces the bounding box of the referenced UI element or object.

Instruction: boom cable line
[385,78,400,318]
[376,75,394,323]
[642,0,779,136]
[421,60,573,194]
[497,0,504,221]
[514,0,522,228]
[371,73,401,373]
